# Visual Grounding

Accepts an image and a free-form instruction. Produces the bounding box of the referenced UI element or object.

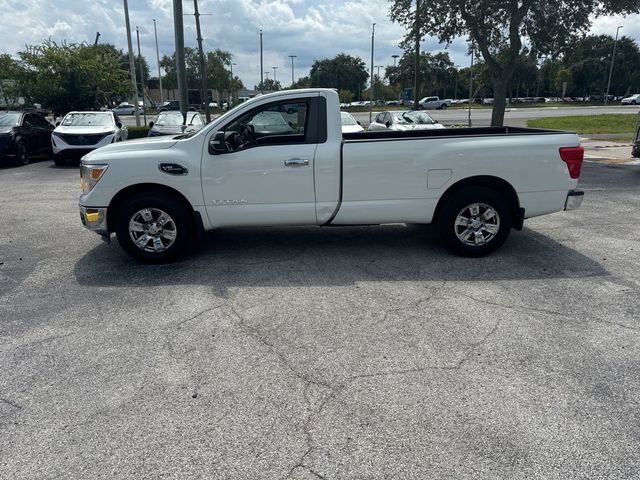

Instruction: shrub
[127,126,150,139]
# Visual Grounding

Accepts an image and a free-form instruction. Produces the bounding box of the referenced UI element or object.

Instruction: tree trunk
[491,79,508,126]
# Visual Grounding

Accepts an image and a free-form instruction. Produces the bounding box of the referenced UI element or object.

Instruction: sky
[1,0,639,89]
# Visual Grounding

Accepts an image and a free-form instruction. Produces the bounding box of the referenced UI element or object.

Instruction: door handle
[284,158,309,167]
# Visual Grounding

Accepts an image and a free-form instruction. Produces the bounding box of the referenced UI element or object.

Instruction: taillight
[559,146,584,179]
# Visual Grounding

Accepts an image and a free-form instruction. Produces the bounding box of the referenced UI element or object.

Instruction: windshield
[0,113,20,126]
[392,111,437,125]
[156,112,202,126]
[340,112,358,126]
[62,112,113,127]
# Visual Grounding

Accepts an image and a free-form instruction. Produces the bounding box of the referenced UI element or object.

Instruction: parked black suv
[158,100,198,112]
[0,111,54,165]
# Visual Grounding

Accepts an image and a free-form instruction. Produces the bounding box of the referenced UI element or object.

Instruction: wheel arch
[433,175,523,230]
[107,183,195,232]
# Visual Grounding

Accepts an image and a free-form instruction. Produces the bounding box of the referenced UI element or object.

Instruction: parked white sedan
[112,102,144,115]
[621,94,640,105]
[368,111,445,131]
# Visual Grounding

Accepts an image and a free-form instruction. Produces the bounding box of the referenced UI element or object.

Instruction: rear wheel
[438,187,512,257]
[16,141,29,165]
[115,192,193,263]
[440,103,448,110]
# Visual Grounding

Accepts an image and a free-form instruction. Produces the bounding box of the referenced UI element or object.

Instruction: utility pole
[230,62,236,106]
[192,0,211,122]
[605,25,623,105]
[369,22,375,124]
[413,0,420,111]
[135,26,147,125]
[260,29,264,94]
[288,55,296,86]
[94,32,100,45]
[468,42,474,127]
[123,0,140,126]
[153,19,164,104]
[173,0,189,124]
[272,66,277,84]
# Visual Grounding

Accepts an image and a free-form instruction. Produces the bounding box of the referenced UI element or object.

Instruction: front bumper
[564,190,584,210]
[79,205,109,235]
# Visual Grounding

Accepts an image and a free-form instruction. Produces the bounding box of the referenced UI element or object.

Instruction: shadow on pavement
[73,224,607,293]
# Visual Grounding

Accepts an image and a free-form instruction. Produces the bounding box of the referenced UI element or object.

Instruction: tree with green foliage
[255,78,282,92]
[309,53,368,97]
[389,0,640,125]
[160,48,238,101]
[562,35,640,98]
[0,54,25,106]
[289,76,311,89]
[17,41,130,116]
[385,51,454,99]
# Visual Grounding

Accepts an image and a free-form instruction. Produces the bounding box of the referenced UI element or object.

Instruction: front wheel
[440,103,447,110]
[115,192,194,263]
[437,187,512,257]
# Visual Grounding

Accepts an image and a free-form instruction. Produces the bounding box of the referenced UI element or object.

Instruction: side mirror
[385,121,392,128]
[55,121,61,127]
[208,131,227,155]
[357,121,362,126]
[149,121,154,128]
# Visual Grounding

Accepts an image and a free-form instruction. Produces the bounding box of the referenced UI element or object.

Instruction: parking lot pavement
[582,139,640,165]
[1,160,639,479]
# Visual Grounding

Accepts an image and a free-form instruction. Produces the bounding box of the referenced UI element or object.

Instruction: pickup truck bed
[78,89,584,263]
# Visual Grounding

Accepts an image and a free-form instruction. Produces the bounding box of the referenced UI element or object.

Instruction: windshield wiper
[402,113,414,123]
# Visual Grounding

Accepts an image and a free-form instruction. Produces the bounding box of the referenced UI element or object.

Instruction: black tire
[437,187,512,257]
[15,141,29,165]
[115,192,194,263]
[418,104,424,110]
[53,154,67,166]
[440,103,448,110]
[632,100,637,105]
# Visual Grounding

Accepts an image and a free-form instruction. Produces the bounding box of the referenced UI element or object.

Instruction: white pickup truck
[418,96,452,110]
[78,88,584,262]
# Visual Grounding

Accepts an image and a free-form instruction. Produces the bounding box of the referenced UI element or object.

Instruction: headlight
[80,164,109,193]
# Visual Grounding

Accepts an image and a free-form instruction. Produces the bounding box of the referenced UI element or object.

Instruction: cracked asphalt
[1,159,639,479]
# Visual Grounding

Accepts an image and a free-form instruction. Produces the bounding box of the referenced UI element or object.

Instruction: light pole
[605,25,623,105]
[413,0,421,110]
[392,54,400,102]
[288,55,296,86]
[135,26,147,125]
[123,0,140,126]
[370,22,376,123]
[172,0,189,123]
[272,66,277,84]
[259,29,264,93]
[153,19,163,104]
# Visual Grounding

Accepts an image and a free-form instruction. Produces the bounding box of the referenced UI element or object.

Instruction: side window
[23,114,34,127]
[383,113,391,125]
[221,99,310,151]
[114,115,122,128]
[375,113,384,123]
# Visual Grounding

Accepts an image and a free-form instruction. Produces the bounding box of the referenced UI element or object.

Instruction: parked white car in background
[52,111,127,165]
[621,94,640,105]
[112,102,144,115]
[340,111,364,133]
[368,111,445,131]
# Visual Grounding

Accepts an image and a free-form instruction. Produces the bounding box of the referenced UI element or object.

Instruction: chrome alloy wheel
[454,202,500,246]
[128,208,177,252]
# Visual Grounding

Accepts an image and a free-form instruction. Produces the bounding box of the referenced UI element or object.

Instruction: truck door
[202,96,320,227]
